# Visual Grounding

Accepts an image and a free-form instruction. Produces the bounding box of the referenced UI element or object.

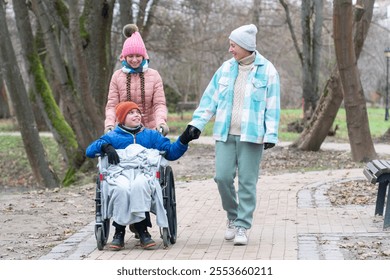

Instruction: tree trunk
[83,0,115,115]
[292,67,344,150]
[301,0,323,120]
[252,0,262,27]
[139,0,159,40]
[280,0,323,120]
[279,0,303,65]
[333,0,376,162]
[13,0,75,160]
[292,0,375,152]
[30,0,96,150]
[119,0,133,27]
[68,0,103,131]
[0,1,59,189]
[0,75,11,119]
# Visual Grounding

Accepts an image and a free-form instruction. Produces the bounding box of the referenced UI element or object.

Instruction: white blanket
[100,144,168,228]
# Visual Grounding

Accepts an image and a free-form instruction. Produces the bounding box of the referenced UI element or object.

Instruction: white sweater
[229,53,255,135]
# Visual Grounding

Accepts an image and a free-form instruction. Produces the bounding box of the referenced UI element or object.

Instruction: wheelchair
[94,151,177,250]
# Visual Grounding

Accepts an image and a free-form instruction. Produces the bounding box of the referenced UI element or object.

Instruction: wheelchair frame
[94,155,177,250]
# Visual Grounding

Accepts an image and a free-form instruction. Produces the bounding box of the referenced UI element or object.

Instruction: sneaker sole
[141,242,156,249]
[234,241,247,246]
[109,244,124,250]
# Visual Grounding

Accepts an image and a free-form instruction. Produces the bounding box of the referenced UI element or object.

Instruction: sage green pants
[214,135,263,229]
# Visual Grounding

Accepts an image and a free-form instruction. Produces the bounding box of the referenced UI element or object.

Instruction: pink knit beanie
[121,24,149,59]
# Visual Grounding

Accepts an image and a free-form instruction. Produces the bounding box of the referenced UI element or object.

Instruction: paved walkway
[40,139,390,260]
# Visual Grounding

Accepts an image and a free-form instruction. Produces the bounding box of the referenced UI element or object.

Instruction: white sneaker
[224,220,236,240]
[234,227,248,245]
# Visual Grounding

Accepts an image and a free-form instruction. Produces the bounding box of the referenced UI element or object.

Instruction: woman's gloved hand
[179,125,201,145]
[263,143,275,150]
[104,126,114,134]
[101,144,120,164]
[157,123,169,136]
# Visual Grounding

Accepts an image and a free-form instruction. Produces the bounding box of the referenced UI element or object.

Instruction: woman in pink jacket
[104,24,169,135]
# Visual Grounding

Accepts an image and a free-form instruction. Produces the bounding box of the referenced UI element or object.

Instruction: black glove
[101,144,120,165]
[179,125,201,145]
[264,143,275,150]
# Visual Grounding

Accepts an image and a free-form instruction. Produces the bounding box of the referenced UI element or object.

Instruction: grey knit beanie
[229,24,257,51]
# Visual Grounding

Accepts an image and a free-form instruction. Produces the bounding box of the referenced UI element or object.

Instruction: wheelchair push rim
[95,175,110,250]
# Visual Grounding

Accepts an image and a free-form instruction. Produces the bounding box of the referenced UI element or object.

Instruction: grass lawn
[168,107,389,142]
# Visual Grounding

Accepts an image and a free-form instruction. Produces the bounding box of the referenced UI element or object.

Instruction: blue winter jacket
[86,125,188,161]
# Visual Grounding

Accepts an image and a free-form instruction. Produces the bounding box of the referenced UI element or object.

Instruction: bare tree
[30,0,98,148]
[25,0,113,184]
[118,0,159,44]
[278,0,303,63]
[252,0,262,27]
[292,0,375,155]
[82,0,115,112]
[151,0,244,103]
[333,0,376,162]
[0,0,59,189]
[68,0,102,131]
[12,0,83,185]
[279,0,323,120]
[301,0,323,119]
[119,0,133,28]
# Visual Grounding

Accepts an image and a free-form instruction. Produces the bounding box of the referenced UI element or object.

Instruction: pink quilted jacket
[104,68,167,131]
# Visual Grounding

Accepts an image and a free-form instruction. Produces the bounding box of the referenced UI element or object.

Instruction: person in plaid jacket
[189,24,280,246]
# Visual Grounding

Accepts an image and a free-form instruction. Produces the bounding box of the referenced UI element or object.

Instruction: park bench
[363,159,390,230]
[176,101,198,119]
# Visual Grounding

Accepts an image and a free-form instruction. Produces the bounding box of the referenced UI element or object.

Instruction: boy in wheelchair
[86,101,200,250]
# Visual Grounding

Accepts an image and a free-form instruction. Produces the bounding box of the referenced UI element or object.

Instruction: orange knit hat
[115,101,141,124]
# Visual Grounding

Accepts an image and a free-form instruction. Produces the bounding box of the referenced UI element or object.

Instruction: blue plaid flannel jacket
[189,51,280,144]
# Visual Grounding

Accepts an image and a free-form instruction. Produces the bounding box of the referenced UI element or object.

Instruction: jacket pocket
[251,78,267,103]
[217,77,229,98]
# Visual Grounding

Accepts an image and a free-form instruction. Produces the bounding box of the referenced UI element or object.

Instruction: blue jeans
[214,135,263,229]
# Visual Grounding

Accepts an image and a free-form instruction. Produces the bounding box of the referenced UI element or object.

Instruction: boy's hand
[101,144,120,164]
[188,125,201,139]
[179,125,201,145]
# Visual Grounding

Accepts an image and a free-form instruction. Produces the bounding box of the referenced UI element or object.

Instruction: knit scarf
[121,59,149,74]
[119,124,143,135]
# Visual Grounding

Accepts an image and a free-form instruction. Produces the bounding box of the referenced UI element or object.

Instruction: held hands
[263,143,275,150]
[179,125,201,145]
[157,123,169,136]
[101,144,120,165]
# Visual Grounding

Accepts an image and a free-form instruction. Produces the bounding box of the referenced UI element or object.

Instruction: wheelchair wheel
[164,166,177,244]
[96,226,104,250]
[95,219,110,250]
